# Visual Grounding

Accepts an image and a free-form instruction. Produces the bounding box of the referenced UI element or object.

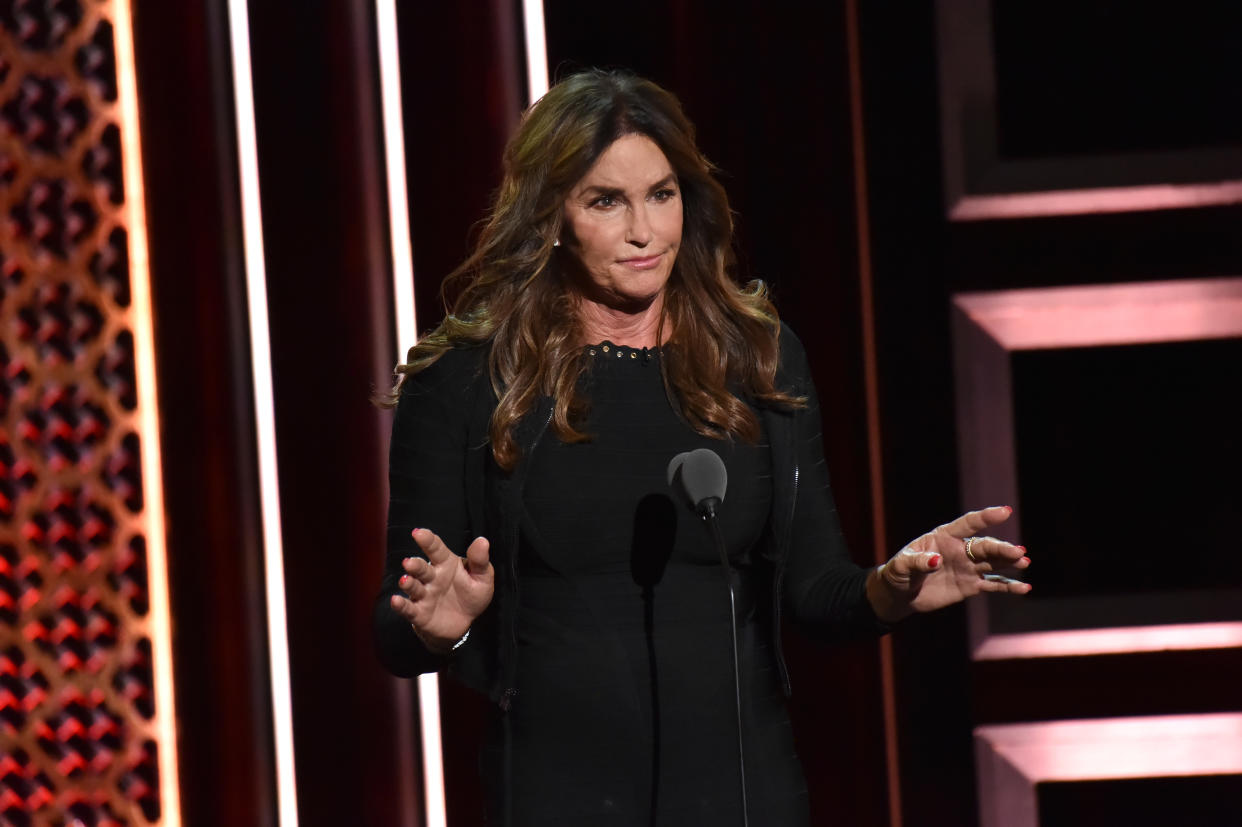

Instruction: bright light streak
[978,713,1242,779]
[376,5,549,824]
[955,277,1242,351]
[522,0,549,103]
[112,0,181,821]
[951,180,1242,220]
[225,0,300,824]
[416,673,447,827]
[376,0,418,360]
[973,622,1242,660]
[375,3,447,826]
[975,713,1242,827]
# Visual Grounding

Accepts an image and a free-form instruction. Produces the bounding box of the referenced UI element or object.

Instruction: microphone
[666,448,727,518]
[666,447,749,826]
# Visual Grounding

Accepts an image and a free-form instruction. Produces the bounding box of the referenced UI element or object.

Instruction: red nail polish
[399,575,410,587]
[1017,545,1027,552]
[929,554,941,569]
[1021,556,1030,565]
[1003,506,1013,515]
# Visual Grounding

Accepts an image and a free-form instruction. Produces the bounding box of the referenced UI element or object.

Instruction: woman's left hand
[866,505,1031,623]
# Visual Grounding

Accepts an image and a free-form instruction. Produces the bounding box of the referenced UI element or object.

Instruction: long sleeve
[777,327,891,640]
[373,347,485,677]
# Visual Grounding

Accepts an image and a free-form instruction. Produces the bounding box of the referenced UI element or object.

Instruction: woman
[374,69,1029,825]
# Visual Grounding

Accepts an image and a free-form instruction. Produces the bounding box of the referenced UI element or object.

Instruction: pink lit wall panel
[951,277,1242,659]
[936,0,1242,219]
[975,714,1242,827]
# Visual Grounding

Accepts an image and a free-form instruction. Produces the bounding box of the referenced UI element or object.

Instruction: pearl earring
[553,239,561,247]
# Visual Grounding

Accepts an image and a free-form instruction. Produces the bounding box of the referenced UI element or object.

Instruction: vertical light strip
[521,0,549,103]
[374,4,446,827]
[414,673,447,827]
[375,0,418,357]
[376,4,547,825]
[112,1,182,822]
[225,1,300,825]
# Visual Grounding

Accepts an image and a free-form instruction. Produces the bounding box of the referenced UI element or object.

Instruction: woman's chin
[604,287,665,315]
[574,280,666,316]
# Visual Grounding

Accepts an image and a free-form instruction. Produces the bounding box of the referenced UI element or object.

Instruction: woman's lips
[619,252,664,270]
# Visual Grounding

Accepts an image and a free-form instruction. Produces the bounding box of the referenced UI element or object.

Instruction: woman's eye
[591,195,618,209]
[652,188,677,202]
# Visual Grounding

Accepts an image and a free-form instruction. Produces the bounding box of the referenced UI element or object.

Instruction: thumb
[464,536,491,578]
[886,547,942,580]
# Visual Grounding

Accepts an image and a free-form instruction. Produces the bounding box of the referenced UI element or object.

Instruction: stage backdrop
[4,2,1239,826]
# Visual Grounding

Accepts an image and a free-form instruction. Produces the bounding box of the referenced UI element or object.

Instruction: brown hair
[389,69,803,469]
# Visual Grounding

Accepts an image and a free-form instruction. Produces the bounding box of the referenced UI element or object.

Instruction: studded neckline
[584,341,660,361]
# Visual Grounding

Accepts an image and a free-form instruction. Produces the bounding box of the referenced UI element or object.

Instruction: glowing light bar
[375,4,549,824]
[973,622,1242,660]
[376,0,418,360]
[976,713,1242,827]
[113,0,182,821]
[415,673,447,827]
[522,0,549,103]
[955,277,1242,351]
[225,0,300,824]
[951,180,1242,221]
[375,2,446,825]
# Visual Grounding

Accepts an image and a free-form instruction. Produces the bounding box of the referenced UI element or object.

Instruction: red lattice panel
[1,3,164,824]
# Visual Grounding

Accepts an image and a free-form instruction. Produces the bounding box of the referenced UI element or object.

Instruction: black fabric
[508,343,800,824]
[373,325,891,825]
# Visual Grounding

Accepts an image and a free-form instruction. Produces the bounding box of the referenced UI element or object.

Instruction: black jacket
[373,325,888,702]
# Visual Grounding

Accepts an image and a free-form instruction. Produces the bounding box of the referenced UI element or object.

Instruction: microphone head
[666,451,690,488]
[667,448,727,513]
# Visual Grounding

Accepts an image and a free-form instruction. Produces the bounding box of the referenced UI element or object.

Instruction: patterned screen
[1,2,170,824]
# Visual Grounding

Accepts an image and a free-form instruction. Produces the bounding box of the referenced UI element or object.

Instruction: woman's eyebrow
[577,184,624,198]
[577,174,677,199]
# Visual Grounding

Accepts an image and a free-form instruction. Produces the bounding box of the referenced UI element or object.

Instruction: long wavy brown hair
[388,69,804,470]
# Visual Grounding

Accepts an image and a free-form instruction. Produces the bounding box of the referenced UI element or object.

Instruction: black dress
[496,342,810,826]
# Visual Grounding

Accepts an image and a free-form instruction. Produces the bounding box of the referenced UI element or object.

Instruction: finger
[397,574,426,601]
[942,506,1013,540]
[911,550,942,573]
[389,593,420,624]
[884,547,941,582]
[978,573,1032,594]
[412,528,453,564]
[964,536,1027,570]
[402,556,435,583]
[464,536,491,577]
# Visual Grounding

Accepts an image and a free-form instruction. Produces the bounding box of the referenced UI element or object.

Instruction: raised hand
[390,529,494,653]
[866,506,1031,622]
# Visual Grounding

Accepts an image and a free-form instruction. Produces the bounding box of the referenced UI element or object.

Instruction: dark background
[129,1,1242,824]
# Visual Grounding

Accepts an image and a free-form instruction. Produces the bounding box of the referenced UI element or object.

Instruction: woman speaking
[373,69,1029,826]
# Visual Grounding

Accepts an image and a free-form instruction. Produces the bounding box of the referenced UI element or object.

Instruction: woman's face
[561,133,683,312]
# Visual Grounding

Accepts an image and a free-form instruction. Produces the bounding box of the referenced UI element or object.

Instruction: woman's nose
[626,205,653,246]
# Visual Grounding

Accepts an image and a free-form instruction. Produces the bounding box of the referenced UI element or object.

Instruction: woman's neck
[577,293,666,348]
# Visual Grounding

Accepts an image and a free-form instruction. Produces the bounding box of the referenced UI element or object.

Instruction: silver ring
[964,536,979,563]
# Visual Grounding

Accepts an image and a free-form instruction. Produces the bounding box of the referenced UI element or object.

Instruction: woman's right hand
[390,529,494,654]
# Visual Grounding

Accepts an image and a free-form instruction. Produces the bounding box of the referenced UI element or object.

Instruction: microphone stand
[699,497,749,827]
